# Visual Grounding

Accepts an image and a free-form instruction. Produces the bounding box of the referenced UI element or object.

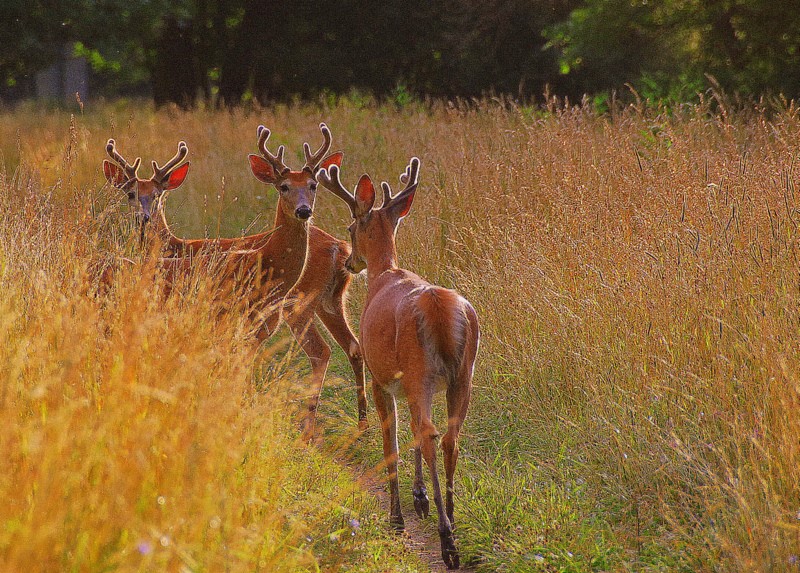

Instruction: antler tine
[317,164,357,214]
[380,181,394,206]
[152,141,188,183]
[257,124,290,175]
[398,156,421,194]
[382,157,421,209]
[106,138,140,179]
[303,122,333,172]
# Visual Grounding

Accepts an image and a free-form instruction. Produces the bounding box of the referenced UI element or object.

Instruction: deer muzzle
[295,205,313,220]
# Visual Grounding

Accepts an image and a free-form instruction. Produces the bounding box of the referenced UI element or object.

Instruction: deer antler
[152,141,188,185]
[106,138,141,181]
[257,125,290,176]
[317,164,357,214]
[381,157,420,208]
[303,123,333,173]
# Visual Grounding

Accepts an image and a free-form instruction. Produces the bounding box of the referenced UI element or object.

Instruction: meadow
[1,94,799,572]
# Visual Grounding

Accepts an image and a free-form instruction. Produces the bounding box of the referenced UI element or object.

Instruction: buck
[103,138,192,249]
[102,125,367,436]
[318,158,479,569]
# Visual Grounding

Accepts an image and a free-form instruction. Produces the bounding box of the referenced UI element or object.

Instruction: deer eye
[127,191,136,200]
[309,182,318,191]
[279,184,290,193]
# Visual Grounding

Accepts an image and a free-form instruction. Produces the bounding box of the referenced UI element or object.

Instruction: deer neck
[151,197,185,252]
[273,204,309,240]
[365,223,399,284]
[271,203,310,273]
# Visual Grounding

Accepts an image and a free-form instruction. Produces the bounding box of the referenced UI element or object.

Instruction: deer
[103,138,275,255]
[101,125,368,437]
[318,158,480,569]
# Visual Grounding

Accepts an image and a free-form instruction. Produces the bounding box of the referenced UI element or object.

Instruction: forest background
[3,0,800,107]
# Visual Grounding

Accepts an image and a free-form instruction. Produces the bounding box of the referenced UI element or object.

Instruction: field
[1,95,799,572]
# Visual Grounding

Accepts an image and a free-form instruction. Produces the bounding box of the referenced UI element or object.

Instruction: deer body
[103,126,367,436]
[156,187,355,346]
[319,159,479,569]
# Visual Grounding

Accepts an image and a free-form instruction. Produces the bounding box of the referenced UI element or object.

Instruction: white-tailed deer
[101,125,367,436]
[104,138,275,255]
[103,138,191,249]
[318,158,480,569]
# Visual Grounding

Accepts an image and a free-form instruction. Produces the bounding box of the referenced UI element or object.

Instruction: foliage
[545,0,800,101]
[4,1,800,105]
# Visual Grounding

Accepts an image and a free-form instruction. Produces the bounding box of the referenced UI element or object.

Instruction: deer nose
[295,205,313,220]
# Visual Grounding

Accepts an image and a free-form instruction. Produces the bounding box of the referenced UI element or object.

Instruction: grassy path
[318,342,478,573]
[350,462,462,573]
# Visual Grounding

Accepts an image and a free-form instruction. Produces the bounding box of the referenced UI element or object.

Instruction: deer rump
[403,285,474,390]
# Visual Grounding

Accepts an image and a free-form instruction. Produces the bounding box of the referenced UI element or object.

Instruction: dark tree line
[3,0,800,105]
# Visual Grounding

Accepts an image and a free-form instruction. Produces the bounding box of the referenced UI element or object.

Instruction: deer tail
[414,287,470,383]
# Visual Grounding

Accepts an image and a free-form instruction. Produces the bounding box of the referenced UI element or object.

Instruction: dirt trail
[352,465,476,573]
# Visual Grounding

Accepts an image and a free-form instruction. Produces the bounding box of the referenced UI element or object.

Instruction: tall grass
[0,104,426,572]
[414,98,800,571]
[2,96,799,571]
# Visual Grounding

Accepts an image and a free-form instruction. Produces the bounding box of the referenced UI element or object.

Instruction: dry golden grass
[0,104,427,572]
[418,98,800,570]
[2,96,800,571]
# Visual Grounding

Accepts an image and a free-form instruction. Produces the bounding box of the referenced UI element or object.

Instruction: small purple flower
[349,518,360,530]
[137,541,153,555]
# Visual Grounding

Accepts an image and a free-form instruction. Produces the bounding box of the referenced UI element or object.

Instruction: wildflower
[137,541,153,555]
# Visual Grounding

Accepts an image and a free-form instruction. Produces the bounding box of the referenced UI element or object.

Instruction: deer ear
[355,174,376,215]
[249,154,278,184]
[319,151,343,171]
[387,190,416,223]
[164,162,190,190]
[103,160,127,187]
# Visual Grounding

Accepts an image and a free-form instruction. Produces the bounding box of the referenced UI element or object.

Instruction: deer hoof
[440,532,459,569]
[413,488,430,519]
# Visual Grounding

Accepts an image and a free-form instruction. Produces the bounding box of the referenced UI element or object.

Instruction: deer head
[247,123,343,222]
[103,139,190,228]
[318,157,419,273]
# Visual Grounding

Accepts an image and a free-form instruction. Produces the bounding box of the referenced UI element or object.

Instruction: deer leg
[413,398,459,570]
[373,385,403,530]
[285,308,331,442]
[252,294,284,343]
[408,413,430,519]
[255,309,282,343]
[442,378,471,527]
[317,306,367,429]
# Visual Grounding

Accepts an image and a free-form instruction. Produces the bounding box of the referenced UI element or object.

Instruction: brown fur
[414,287,468,380]
[319,159,479,569]
[103,131,367,438]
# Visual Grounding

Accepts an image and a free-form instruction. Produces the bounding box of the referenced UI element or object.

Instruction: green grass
[3,97,800,572]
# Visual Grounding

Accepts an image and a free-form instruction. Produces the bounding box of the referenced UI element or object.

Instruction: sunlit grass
[2,96,800,571]
[0,109,427,573]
